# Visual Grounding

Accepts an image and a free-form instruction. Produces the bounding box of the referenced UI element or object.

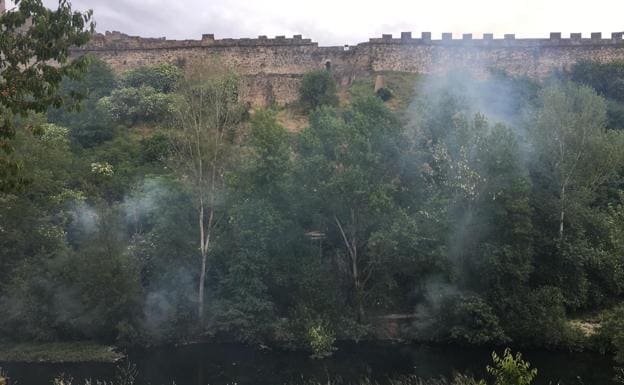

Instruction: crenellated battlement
[74,30,624,107]
[366,31,624,46]
[80,31,318,51]
[79,31,624,52]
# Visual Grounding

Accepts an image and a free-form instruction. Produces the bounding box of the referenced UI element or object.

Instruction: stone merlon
[71,31,624,107]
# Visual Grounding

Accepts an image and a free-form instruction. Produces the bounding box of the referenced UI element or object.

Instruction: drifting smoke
[142,266,198,336]
[1,176,199,340]
[70,201,100,235]
[406,67,537,335]
[412,278,461,331]
[120,177,200,339]
[122,177,172,237]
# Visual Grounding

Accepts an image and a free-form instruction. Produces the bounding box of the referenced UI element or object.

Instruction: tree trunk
[198,249,207,319]
[198,197,214,320]
[335,212,364,321]
[198,200,207,319]
[559,183,565,241]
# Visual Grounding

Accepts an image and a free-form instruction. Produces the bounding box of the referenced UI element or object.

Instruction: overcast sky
[33,0,624,46]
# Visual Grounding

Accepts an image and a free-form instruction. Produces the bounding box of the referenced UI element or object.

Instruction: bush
[427,294,508,345]
[299,70,338,111]
[306,323,336,359]
[497,286,573,346]
[122,63,183,93]
[140,133,170,163]
[616,367,624,384]
[594,305,624,362]
[99,86,175,125]
[487,348,537,385]
[376,87,393,101]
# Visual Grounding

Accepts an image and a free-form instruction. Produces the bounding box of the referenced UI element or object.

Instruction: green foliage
[568,60,624,128]
[487,348,537,385]
[306,323,336,358]
[100,86,175,126]
[616,367,624,384]
[48,57,116,147]
[92,64,182,128]
[0,341,123,363]
[122,63,183,93]
[296,94,408,319]
[529,82,624,312]
[568,60,624,102]
[376,87,393,101]
[431,295,508,345]
[498,287,573,346]
[0,205,143,341]
[350,72,419,111]
[0,0,94,116]
[595,305,624,362]
[299,70,338,111]
[228,109,291,194]
[0,0,94,190]
[139,133,170,163]
[4,62,624,355]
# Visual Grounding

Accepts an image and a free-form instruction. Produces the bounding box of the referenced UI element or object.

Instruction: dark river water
[0,342,617,385]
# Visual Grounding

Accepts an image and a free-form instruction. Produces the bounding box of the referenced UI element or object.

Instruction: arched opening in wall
[325,60,331,71]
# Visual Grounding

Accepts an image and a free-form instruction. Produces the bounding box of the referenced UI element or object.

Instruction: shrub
[299,70,338,111]
[595,305,624,362]
[306,323,336,359]
[140,133,170,163]
[122,63,183,93]
[376,87,393,101]
[427,294,508,345]
[487,348,537,385]
[99,86,175,125]
[615,367,624,384]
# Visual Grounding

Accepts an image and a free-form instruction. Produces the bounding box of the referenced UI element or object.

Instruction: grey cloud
[41,0,624,46]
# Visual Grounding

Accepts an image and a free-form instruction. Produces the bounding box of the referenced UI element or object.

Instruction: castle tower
[0,0,6,13]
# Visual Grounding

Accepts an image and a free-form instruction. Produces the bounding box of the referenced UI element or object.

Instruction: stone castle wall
[71,31,624,106]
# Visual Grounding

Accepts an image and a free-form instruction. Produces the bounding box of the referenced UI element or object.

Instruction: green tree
[568,60,624,128]
[528,83,624,310]
[168,62,246,320]
[532,82,623,241]
[296,95,405,319]
[0,121,77,302]
[569,61,624,102]
[212,110,296,343]
[0,0,94,190]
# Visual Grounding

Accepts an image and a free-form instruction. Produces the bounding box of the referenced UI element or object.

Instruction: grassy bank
[0,341,124,363]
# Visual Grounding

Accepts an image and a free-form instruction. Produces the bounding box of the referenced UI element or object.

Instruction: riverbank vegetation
[42,348,543,385]
[0,341,122,363]
[2,27,624,362]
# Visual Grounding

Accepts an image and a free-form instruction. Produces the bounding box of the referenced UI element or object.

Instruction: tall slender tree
[168,62,245,319]
[533,82,622,241]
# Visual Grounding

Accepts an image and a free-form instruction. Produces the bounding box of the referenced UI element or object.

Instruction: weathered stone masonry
[71,31,624,106]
